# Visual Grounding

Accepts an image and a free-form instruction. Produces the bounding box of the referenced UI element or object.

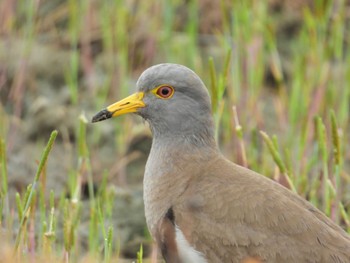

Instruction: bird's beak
[92,92,145,123]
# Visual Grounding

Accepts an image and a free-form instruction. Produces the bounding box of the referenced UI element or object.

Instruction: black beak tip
[91,109,113,123]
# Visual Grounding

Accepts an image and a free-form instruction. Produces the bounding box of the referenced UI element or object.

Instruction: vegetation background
[0,0,349,262]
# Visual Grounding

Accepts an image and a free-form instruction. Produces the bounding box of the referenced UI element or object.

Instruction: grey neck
[143,121,219,235]
[151,130,217,150]
[147,113,218,151]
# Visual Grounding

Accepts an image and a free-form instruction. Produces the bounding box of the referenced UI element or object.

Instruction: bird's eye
[155,86,174,99]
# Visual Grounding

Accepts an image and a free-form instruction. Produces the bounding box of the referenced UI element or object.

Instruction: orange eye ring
[155,85,174,99]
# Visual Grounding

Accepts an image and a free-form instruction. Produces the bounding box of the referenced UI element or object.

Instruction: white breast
[175,226,208,263]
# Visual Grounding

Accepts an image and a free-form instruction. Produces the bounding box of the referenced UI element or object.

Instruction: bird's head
[92,63,215,144]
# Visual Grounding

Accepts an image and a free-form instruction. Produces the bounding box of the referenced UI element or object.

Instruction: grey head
[136,64,215,144]
[92,63,216,147]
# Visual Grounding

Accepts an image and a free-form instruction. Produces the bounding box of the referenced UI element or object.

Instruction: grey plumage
[93,63,350,263]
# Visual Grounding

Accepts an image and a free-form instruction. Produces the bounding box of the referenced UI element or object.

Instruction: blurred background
[0,0,349,262]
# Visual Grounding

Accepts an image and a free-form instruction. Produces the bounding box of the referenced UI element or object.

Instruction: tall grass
[0,0,349,262]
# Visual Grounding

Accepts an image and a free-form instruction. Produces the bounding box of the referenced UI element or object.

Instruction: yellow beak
[92,92,145,123]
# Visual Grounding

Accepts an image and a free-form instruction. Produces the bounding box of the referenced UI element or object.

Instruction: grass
[0,0,349,262]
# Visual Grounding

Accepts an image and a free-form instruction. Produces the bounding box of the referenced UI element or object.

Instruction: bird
[92,63,350,263]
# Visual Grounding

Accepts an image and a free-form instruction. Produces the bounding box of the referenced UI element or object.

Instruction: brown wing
[173,157,350,263]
